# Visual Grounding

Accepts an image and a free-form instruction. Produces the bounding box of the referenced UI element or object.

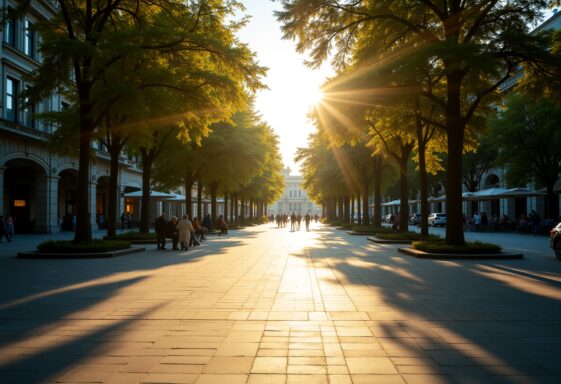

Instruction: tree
[491,94,561,219]
[23,0,265,243]
[277,0,554,245]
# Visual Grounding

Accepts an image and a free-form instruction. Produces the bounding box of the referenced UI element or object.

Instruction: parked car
[428,213,447,227]
[409,213,421,225]
[550,222,561,260]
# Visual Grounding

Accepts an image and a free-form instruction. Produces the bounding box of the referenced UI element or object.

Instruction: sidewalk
[0,224,560,383]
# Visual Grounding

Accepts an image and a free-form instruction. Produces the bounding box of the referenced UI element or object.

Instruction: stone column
[0,167,5,216]
[35,175,60,233]
[90,180,98,231]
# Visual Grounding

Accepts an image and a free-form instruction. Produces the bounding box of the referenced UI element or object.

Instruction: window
[24,19,34,58]
[6,77,19,122]
[5,10,16,47]
[24,98,35,128]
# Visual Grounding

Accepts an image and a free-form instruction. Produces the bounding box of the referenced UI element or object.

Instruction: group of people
[273,212,316,232]
[120,212,134,230]
[0,215,14,243]
[154,213,208,251]
[465,210,556,234]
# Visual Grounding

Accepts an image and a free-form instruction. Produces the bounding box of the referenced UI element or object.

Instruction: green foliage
[37,240,131,253]
[413,240,502,254]
[490,94,561,190]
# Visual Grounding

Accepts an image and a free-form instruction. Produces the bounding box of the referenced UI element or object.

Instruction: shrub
[376,232,441,241]
[37,240,131,253]
[413,240,501,254]
[104,231,156,241]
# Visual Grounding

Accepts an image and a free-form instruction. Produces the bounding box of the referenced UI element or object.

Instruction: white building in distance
[268,168,322,216]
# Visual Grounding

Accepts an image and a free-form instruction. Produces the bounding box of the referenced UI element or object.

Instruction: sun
[304,86,324,107]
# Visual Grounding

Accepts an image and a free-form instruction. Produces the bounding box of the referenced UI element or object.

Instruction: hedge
[413,240,502,254]
[104,231,156,241]
[376,232,441,241]
[37,240,131,253]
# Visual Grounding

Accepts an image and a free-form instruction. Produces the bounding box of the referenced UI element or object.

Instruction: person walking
[155,213,167,250]
[177,214,194,250]
[4,215,14,241]
[305,212,311,231]
[290,212,296,231]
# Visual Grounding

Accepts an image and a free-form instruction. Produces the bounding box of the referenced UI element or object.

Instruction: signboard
[14,200,26,207]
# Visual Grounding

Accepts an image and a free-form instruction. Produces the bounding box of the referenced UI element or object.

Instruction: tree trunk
[229,194,234,222]
[249,200,254,220]
[224,192,228,223]
[106,142,123,238]
[344,195,351,223]
[139,148,156,234]
[197,181,203,219]
[240,198,245,222]
[209,181,218,227]
[184,175,194,218]
[445,73,466,245]
[74,128,93,243]
[234,195,238,223]
[362,180,370,226]
[418,139,429,237]
[373,156,383,227]
[398,156,409,233]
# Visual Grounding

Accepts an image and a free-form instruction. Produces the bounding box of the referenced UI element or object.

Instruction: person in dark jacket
[202,214,212,231]
[0,215,8,243]
[167,216,180,250]
[155,213,167,250]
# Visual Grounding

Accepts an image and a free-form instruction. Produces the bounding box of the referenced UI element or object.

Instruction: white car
[428,213,447,227]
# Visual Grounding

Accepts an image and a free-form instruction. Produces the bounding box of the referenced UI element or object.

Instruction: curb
[18,247,146,259]
[367,236,413,244]
[397,247,524,260]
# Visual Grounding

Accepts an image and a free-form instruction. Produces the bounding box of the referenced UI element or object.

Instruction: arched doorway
[3,158,48,233]
[58,169,78,231]
[96,176,109,230]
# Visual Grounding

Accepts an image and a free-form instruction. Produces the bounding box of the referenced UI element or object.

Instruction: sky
[235,1,333,175]
[236,2,557,175]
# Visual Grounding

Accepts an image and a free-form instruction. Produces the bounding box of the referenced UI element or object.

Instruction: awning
[467,187,509,200]
[382,199,400,206]
[123,190,175,199]
[164,193,186,202]
[498,187,546,198]
[428,195,446,202]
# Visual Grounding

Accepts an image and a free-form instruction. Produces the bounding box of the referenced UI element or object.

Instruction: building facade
[0,0,144,233]
[269,168,322,216]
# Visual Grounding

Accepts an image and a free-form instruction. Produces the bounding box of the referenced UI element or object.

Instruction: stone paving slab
[0,223,560,383]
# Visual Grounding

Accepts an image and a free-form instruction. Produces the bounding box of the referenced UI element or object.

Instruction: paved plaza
[1,224,561,384]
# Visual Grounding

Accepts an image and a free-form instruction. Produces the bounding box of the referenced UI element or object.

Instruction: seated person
[192,217,206,241]
[217,215,228,235]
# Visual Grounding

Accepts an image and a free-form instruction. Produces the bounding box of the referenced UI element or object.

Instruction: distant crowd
[269,212,319,232]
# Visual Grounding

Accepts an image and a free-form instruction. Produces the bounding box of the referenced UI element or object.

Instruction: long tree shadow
[0,303,167,383]
[0,230,257,359]
[294,228,561,382]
